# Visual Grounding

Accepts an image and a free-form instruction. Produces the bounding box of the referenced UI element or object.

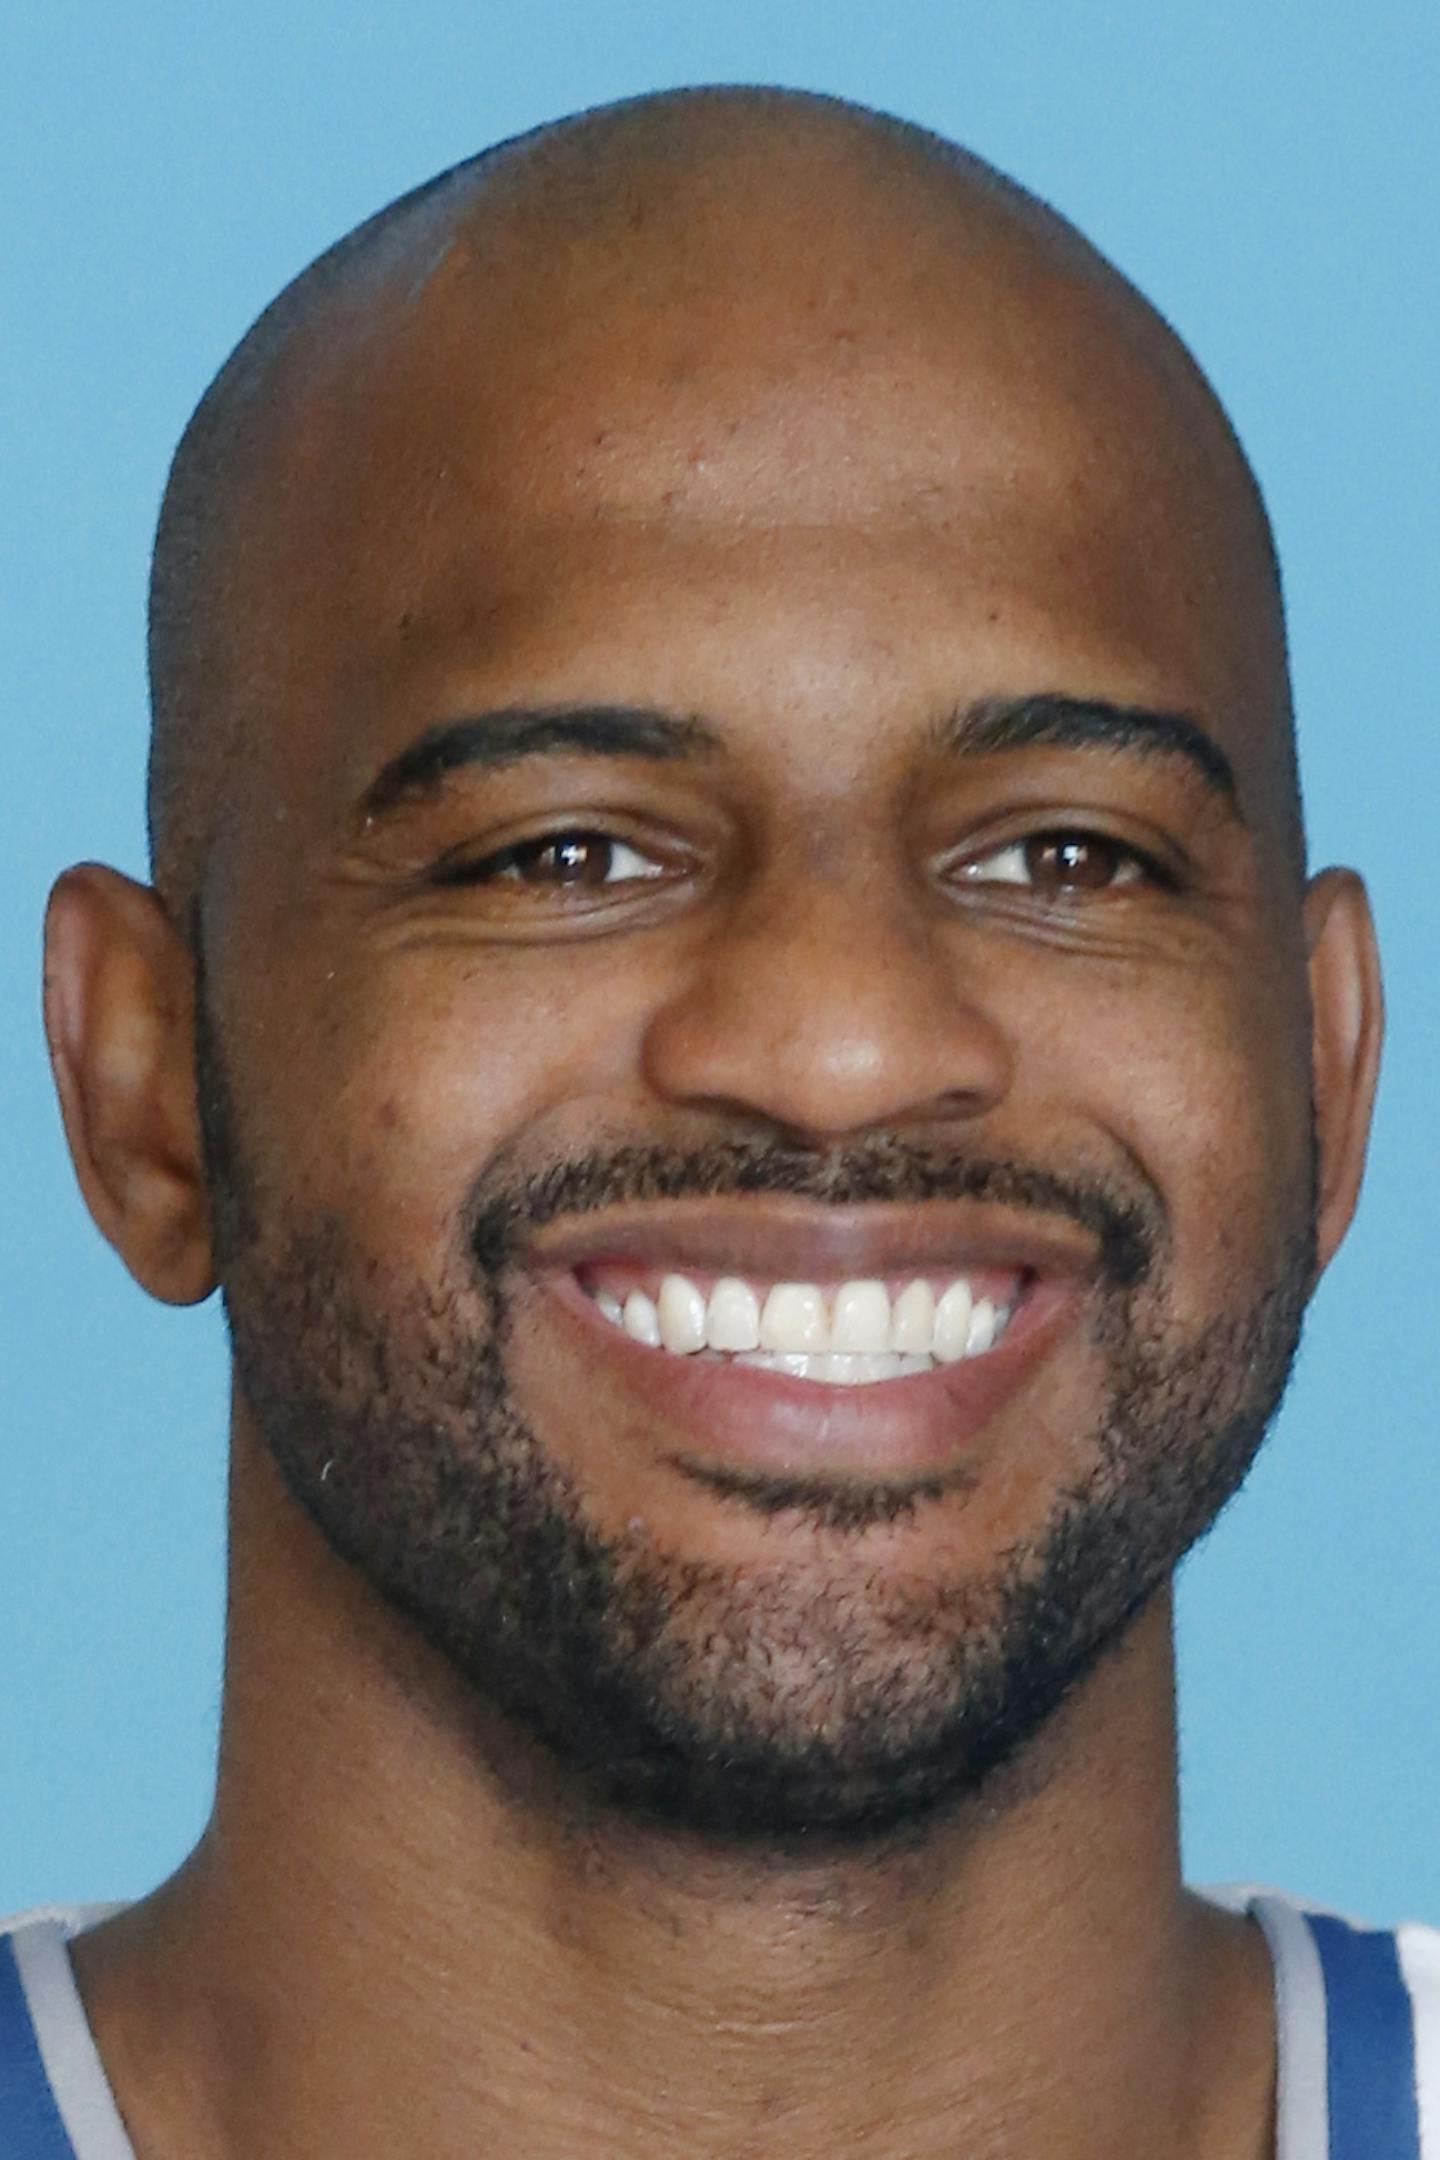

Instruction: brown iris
[1022,833,1134,896]
[499,833,620,886]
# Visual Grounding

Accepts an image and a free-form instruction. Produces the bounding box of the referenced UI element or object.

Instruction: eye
[434,828,667,891]
[950,831,1164,898]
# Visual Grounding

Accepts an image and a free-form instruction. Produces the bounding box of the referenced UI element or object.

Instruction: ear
[1303,866,1383,1280]
[43,864,216,1305]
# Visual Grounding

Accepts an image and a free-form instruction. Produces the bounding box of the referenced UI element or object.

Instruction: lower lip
[533,1271,1081,1477]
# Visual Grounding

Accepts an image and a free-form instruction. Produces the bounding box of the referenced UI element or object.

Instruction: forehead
[216,159,1289,830]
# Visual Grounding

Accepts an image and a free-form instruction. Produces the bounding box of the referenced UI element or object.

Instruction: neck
[74,1423,1274,2160]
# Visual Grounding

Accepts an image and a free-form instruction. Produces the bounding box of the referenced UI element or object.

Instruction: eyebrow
[356,689,1240,823]
[935,692,1240,808]
[359,704,720,818]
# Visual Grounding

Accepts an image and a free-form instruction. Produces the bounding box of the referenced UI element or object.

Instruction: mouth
[577,1263,1022,1384]
[520,1200,1095,1481]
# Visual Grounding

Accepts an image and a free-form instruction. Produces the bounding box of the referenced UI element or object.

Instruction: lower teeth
[731,1351,934,1384]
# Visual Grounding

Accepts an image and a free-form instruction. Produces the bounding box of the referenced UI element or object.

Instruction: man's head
[44,87,1381,1844]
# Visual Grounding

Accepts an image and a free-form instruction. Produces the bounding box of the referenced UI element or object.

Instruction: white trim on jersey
[1251,1894,1331,2160]
[7,1919,133,2160]
[1399,1924,1440,2156]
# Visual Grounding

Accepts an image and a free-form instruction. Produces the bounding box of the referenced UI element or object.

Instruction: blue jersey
[3,1894,1439,2154]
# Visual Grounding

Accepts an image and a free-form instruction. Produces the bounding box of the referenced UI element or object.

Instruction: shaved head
[146,85,1296,939]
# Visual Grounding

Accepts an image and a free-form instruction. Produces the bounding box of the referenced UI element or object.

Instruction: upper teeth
[594,1275,1011,1371]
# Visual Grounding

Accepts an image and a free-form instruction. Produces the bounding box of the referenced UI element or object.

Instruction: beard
[201,1017,1314,1848]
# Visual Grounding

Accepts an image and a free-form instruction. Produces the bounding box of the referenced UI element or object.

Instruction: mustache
[467,1136,1161,1291]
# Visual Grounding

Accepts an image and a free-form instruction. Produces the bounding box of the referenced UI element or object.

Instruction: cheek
[233,942,655,1249]
[1038,954,1314,1319]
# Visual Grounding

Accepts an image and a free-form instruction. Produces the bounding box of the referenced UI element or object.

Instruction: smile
[523,1199,1095,1474]
[577,1267,1019,1385]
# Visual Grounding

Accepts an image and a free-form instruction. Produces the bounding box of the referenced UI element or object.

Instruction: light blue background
[4,0,1437,1922]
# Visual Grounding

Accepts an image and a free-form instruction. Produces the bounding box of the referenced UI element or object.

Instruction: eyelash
[943,829,1175,898]
[430,824,1173,901]
[431,830,670,891]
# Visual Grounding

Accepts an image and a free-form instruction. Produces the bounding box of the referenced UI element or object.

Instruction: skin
[41,93,1381,2160]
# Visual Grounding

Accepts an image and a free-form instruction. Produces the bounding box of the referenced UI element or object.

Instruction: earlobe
[43,864,217,1305]
[1303,866,1383,1282]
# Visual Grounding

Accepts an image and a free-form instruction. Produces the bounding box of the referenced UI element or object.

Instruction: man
[1,80,1414,2156]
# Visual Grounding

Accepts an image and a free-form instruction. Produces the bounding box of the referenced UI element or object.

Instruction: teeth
[705,1277,761,1352]
[623,1288,662,1346]
[595,1271,1014,1375]
[821,1351,905,1385]
[658,1273,707,1354]
[890,1278,935,1353]
[735,1350,828,1380]
[932,1280,975,1364]
[737,1351,925,1384]
[830,1280,891,1354]
[966,1297,998,1357]
[759,1282,829,1353]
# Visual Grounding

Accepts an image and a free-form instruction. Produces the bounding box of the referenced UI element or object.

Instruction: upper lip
[522,1197,1103,1286]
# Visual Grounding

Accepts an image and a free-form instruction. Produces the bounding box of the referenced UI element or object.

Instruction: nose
[641,873,1013,1141]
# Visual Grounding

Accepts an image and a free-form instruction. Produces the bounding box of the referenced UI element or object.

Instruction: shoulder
[2,1905,124,1940]
[1238,1887,1440,2022]
[1205,1884,1440,2159]
[1,1903,127,2013]
[0,1904,134,2158]
[1394,1914,1440,2145]
[1396,1915,1440,2016]
[0,1902,107,2022]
